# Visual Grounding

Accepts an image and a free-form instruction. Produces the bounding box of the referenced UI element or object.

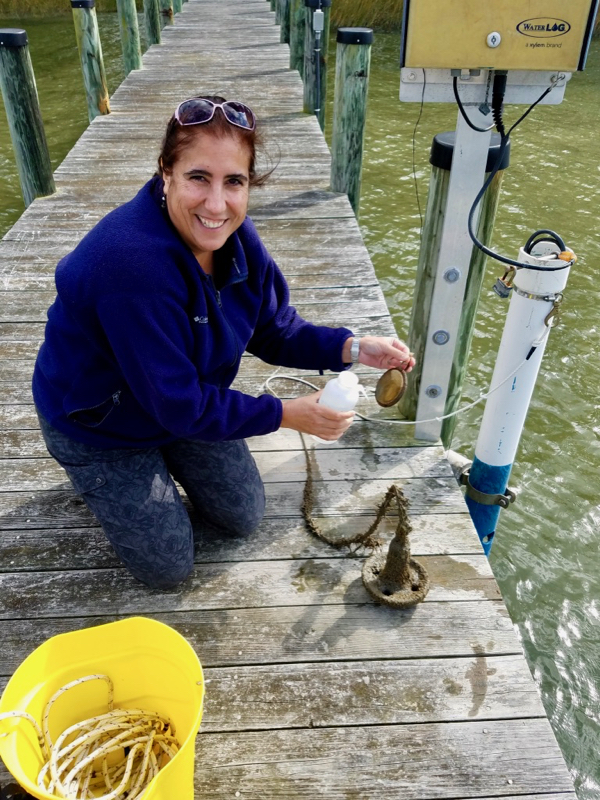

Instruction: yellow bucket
[0,617,204,800]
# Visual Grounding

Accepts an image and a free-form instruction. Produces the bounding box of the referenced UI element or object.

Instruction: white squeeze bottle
[314,371,360,443]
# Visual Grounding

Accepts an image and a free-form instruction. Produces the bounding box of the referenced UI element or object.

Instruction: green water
[1,16,599,796]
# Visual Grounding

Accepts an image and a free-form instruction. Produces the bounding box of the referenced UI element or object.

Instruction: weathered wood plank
[0,445,452,490]
[0,512,481,572]
[0,655,549,727]
[0,554,499,619]
[0,601,518,674]
[191,720,573,799]
[200,655,546,731]
[0,476,467,532]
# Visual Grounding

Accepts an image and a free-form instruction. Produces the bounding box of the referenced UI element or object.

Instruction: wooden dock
[0,0,576,797]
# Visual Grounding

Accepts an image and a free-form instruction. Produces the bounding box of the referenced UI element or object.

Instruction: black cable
[452,76,494,132]
[465,79,572,272]
[412,71,426,241]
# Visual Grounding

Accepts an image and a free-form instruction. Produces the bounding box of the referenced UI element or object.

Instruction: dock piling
[330,27,373,216]
[158,0,174,27]
[116,0,143,74]
[279,0,291,43]
[0,28,56,207]
[143,0,161,46]
[303,0,331,130]
[70,0,110,122]
[289,0,307,75]
[173,0,182,13]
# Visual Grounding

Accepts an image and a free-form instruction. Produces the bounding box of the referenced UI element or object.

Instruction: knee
[207,493,265,538]
[133,558,194,590]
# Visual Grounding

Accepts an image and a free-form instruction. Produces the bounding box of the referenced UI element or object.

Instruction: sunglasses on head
[174,97,256,131]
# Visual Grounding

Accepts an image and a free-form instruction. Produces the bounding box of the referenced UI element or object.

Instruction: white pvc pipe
[474,246,572,467]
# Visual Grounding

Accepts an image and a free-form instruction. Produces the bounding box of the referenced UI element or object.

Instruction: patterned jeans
[37,412,265,589]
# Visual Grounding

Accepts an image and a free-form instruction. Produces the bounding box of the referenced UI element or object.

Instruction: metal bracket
[459,468,517,509]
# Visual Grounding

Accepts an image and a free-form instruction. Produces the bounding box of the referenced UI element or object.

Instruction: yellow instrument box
[401,0,599,71]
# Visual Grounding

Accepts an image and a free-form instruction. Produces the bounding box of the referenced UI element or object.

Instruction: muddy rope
[300,434,411,553]
[300,434,430,607]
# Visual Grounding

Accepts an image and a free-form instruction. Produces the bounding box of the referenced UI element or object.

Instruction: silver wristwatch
[350,337,360,363]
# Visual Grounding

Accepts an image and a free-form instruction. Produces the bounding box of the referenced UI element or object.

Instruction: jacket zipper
[210,279,239,372]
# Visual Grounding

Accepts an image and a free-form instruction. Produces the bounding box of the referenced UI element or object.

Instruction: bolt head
[432,330,450,345]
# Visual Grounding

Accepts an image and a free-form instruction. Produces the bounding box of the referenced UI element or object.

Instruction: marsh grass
[0,0,126,14]
[331,0,403,31]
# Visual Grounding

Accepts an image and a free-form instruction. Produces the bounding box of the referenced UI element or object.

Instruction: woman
[33,96,415,590]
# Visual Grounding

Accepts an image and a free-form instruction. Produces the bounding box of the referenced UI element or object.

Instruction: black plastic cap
[305,0,331,7]
[430,131,511,172]
[0,28,28,47]
[337,27,373,45]
[71,0,95,7]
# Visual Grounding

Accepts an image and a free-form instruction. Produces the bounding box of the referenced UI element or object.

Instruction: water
[1,16,599,796]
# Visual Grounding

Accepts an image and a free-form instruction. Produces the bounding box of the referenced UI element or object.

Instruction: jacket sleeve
[246,246,353,372]
[96,291,283,441]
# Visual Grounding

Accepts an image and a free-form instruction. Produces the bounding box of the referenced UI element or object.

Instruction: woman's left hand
[344,336,415,372]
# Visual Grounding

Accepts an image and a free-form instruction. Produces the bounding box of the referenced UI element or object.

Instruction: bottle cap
[338,371,359,387]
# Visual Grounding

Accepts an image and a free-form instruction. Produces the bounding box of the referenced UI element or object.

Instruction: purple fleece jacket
[32,176,353,448]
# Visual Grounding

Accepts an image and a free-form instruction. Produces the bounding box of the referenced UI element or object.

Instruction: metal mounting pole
[414,107,492,441]
[303,0,331,130]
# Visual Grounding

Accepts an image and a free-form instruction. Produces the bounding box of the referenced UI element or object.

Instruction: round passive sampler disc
[375,368,407,407]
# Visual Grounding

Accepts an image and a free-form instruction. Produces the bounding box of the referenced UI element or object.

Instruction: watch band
[350,337,360,363]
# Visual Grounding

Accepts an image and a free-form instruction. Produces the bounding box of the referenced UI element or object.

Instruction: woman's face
[162,130,251,268]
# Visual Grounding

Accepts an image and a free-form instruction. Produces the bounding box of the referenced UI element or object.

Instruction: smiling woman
[31,93,415,591]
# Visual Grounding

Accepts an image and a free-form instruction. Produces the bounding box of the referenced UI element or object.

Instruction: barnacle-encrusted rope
[0,674,180,800]
[300,432,397,552]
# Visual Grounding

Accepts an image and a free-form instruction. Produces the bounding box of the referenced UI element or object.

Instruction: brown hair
[157,95,271,187]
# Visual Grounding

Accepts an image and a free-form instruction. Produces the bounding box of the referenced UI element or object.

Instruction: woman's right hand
[280,391,355,441]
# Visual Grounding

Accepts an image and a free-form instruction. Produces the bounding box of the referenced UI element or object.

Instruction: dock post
[0,28,55,207]
[289,0,307,75]
[303,0,331,130]
[173,0,182,13]
[279,0,291,43]
[330,28,373,216]
[158,0,174,27]
[398,133,510,446]
[143,0,161,46]
[116,0,143,74]
[466,241,575,554]
[70,0,110,122]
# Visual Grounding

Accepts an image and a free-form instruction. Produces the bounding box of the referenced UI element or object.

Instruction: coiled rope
[0,674,180,800]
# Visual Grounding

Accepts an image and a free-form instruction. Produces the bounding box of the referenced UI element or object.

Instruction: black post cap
[71,0,95,7]
[0,28,28,47]
[430,131,511,172]
[305,0,331,7]
[337,27,373,45]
